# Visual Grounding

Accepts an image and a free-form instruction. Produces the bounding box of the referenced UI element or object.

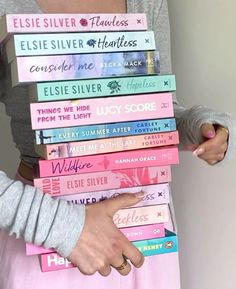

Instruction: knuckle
[221,143,228,152]
[218,154,225,161]
[135,254,144,268]
[207,159,217,165]
[97,260,108,270]
[120,269,131,276]
[79,266,96,276]
[107,248,121,263]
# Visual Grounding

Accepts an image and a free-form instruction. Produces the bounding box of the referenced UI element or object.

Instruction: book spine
[36,131,179,159]
[30,93,173,130]
[33,166,172,196]
[35,118,177,144]
[40,232,177,272]
[11,51,160,86]
[57,183,170,206]
[113,204,168,228]
[132,232,178,256]
[7,31,156,62]
[38,146,179,177]
[0,14,147,42]
[121,223,166,242]
[30,74,176,102]
[40,253,74,272]
[26,244,54,256]
[26,223,165,256]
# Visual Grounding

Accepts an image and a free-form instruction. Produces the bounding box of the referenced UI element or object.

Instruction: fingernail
[206,131,215,138]
[134,191,146,199]
[193,148,205,156]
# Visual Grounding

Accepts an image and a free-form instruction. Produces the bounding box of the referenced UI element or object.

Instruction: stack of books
[1,13,179,272]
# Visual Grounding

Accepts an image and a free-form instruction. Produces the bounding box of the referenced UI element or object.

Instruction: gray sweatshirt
[0,0,235,257]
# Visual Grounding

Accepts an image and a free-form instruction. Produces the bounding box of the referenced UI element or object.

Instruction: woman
[0,0,234,289]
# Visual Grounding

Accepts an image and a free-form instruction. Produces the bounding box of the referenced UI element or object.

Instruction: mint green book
[30,74,176,102]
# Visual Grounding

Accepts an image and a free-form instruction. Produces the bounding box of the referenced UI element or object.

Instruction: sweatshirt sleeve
[154,0,236,164]
[0,171,85,257]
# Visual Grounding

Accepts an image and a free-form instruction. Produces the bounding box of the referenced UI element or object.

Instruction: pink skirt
[0,173,180,289]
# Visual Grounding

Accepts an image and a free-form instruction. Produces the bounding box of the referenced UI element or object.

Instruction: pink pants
[0,173,181,289]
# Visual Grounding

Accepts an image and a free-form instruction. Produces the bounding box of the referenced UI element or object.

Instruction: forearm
[0,171,85,257]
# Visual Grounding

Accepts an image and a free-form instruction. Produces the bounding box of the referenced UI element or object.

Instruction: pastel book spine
[26,223,165,256]
[38,146,179,178]
[40,231,177,272]
[33,166,172,196]
[30,74,176,102]
[6,31,156,62]
[113,204,168,228]
[11,51,160,86]
[57,183,171,206]
[35,118,177,144]
[35,131,179,159]
[0,14,147,42]
[30,93,173,130]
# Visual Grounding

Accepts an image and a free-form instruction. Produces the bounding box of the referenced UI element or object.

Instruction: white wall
[168,1,236,289]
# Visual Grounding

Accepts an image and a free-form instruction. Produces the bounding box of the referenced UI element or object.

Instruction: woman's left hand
[192,123,229,165]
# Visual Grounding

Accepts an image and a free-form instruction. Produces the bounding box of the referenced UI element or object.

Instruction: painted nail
[134,191,146,199]
[193,148,205,156]
[206,131,215,138]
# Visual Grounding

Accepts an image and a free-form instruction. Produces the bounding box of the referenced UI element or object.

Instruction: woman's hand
[192,123,229,165]
[67,193,145,276]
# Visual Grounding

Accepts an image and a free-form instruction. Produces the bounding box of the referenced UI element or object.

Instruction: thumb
[200,123,216,139]
[104,192,145,216]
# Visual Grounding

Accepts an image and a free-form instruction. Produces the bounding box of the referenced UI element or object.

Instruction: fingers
[200,123,216,139]
[111,256,132,276]
[216,126,229,139]
[68,193,146,277]
[98,264,112,277]
[122,239,144,268]
[193,125,229,164]
[104,192,145,216]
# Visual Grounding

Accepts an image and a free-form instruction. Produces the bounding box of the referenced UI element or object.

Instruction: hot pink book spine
[58,183,170,206]
[113,204,168,228]
[121,223,165,241]
[40,253,74,272]
[30,93,173,130]
[27,223,165,256]
[37,131,179,159]
[26,244,53,256]
[38,146,179,177]
[34,166,172,196]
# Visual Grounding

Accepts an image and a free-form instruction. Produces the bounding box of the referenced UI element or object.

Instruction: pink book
[40,253,74,271]
[113,204,168,228]
[34,166,172,196]
[30,93,174,130]
[11,51,160,85]
[58,183,171,206]
[26,223,165,256]
[38,146,179,177]
[0,14,147,42]
[36,131,179,159]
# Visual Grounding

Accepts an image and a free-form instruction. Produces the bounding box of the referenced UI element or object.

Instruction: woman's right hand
[68,193,145,276]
